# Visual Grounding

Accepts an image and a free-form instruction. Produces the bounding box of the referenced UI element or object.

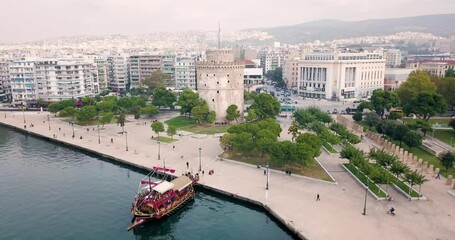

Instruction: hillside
[255,13,455,43]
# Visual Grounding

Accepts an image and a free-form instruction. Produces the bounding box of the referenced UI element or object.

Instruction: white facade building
[175,55,196,90]
[196,49,244,122]
[9,59,36,104]
[296,49,386,100]
[260,51,284,73]
[0,60,11,101]
[34,59,97,102]
[107,54,129,91]
[406,60,455,77]
[384,49,402,67]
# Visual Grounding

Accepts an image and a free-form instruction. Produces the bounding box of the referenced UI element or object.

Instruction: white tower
[196,49,244,122]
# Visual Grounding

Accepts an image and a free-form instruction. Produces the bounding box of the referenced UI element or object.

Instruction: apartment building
[296,49,386,100]
[384,49,402,67]
[259,50,284,73]
[0,60,11,101]
[129,54,162,89]
[406,60,455,77]
[107,54,129,91]
[174,55,196,90]
[241,60,263,85]
[9,59,36,104]
[35,59,97,102]
[384,68,413,91]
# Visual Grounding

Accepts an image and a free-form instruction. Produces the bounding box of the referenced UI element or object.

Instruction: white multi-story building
[406,60,455,77]
[107,54,129,91]
[161,54,175,88]
[174,55,196,90]
[384,49,402,68]
[0,60,11,102]
[241,60,263,85]
[93,57,109,92]
[296,49,386,100]
[34,59,97,102]
[259,50,284,73]
[129,54,162,89]
[9,59,36,104]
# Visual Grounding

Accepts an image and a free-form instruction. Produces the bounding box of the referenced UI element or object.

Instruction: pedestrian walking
[316,194,320,201]
[436,172,441,179]
[173,145,175,150]
[111,138,114,143]
[186,161,189,169]
[264,170,266,175]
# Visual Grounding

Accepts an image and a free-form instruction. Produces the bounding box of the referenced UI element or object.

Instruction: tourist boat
[127,166,199,231]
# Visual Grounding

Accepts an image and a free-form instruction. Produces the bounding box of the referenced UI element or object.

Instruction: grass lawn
[402,117,451,125]
[322,141,337,153]
[343,163,388,198]
[166,116,231,134]
[433,129,455,147]
[220,150,334,182]
[165,116,195,128]
[151,136,177,143]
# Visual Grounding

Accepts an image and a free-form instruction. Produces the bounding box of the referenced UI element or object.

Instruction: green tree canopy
[76,106,97,122]
[99,112,114,128]
[142,70,168,90]
[434,77,455,110]
[177,89,200,116]
[151,121,165,137]
[370,89,399,118]
[445,68,455,78]
[140,105,160,117]
[403,131,422,150]
[117,109,127,132]
[191,101,215,125]
[403,91,447,121]
[352,112,363,122]
[166,125,177,140]
[81,96,97,106]
[226,104,241,122]
[152,87,177,109]
[245,109,258,122]
[396,70,437,105]
[249,93,280,120]
[439,151,455,172]
[265,67,285,88]
[96,100,115,113]
[58,106,77,118]
[233,132,255,152]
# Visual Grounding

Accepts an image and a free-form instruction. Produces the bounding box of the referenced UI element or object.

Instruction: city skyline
[1,0,454,42]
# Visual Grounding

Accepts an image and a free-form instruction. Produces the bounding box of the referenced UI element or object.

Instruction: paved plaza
[1,110,454,240]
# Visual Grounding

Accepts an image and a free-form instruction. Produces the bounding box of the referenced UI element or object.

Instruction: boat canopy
[153,181,174,194]
[171,176,193,192]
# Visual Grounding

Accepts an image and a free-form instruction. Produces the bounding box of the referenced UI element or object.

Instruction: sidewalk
[1,111,454,240]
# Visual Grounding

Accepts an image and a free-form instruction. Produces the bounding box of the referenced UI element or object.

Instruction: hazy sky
[1,0,454,42]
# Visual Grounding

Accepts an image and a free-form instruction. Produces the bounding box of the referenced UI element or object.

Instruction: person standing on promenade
[316,194,320,201]
[186,161,189,169]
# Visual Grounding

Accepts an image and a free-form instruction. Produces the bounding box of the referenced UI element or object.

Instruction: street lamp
[125,131,129,151]
[71,122,75,138]
[266,163,269,190]
[199,147,202,172]
[47,115,51,130]
[157,140,161,160]
[97,126,100,144]
[362,180,369,215]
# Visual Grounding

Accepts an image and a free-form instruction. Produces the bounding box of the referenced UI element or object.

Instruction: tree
[37,98,44,107]
[177,89,200,116]
[363,112,380,130]
[226,105,241,122]
[220,133,235,153]
[245,109,258,122]
[76,106,97,122]
[117,110,127,133]
[140,105,160,117]
[352,112,363,122]
[370,89,399,118]
[295,133,322,157]
[445,68,455,78]
[403,91,447,121]
[265,67,285,88]
[166,125,177,140]
[152,87,177,109]
[233,132,255,152]
[288,124,300,141]
[48,99,75,114]
[406,119,432,136]
[389,161,410,178]
[249,93,280,120]
[293,109,315,128]
[58,106,77,118]
[99,112,114,128]
[142,70,169,90]
[81,96,97,106]
[434,77,455,110]
[257,118,282,137]
[403,170,428,196]
[403,131,422,150]
[191,102,212,125]
[257,129,278,158]
[392,124,410,147]
[396,70,437,105]
[151,121,165,138]
[388,111,403,120]
[439,151,455,172]
[357,101,373,112]
[96,101,115,113]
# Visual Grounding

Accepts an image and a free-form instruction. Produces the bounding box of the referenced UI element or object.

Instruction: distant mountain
[254,13,455,43]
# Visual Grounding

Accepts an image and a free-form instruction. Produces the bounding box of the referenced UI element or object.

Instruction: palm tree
[389,161,409,178]
[403,170,428,199]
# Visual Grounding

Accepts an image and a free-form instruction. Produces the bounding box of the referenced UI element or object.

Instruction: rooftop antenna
[218,22,221,50]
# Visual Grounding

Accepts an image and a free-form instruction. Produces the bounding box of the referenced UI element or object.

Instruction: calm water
[0,126,294,240]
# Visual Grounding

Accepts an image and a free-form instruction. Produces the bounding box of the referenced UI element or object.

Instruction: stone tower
[196,49,244,122]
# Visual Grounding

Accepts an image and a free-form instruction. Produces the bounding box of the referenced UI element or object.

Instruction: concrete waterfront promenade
[1,111,454,240]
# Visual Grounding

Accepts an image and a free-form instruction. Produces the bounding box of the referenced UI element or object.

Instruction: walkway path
[0,111,454,240]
